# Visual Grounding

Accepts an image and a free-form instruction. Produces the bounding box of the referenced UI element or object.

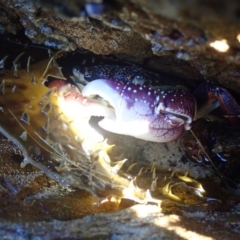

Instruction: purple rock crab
[0,43,239,205]
[67,64,240,143]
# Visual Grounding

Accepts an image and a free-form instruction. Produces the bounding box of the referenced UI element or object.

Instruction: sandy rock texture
[1,0,240,239]
[1,0,240,92]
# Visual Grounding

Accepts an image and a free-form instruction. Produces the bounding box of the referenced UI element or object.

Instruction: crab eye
[131,75,146,85]
[72,67,88,85]
[131,74,152,86]
[72,67,82,77]
[83,68,94,80]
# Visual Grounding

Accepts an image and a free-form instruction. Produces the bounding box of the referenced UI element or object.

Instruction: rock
[0,1,240,239]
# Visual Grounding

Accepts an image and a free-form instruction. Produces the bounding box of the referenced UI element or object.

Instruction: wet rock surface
[1,202,240,239]
[0,134,123,222]
[1,0,240,92]
[0,0,240,239]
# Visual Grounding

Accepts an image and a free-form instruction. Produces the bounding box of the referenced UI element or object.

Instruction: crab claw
[49,79,115,120]
[82,79,196,142]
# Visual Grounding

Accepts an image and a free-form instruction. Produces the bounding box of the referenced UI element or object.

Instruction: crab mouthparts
[80,79,121,119]
[66,91,115,119]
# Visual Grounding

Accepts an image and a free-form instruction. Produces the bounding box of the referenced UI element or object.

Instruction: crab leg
[194,82,240,128]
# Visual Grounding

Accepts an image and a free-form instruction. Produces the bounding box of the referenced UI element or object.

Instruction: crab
[56,64,240,143]
[0,45,238,205]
